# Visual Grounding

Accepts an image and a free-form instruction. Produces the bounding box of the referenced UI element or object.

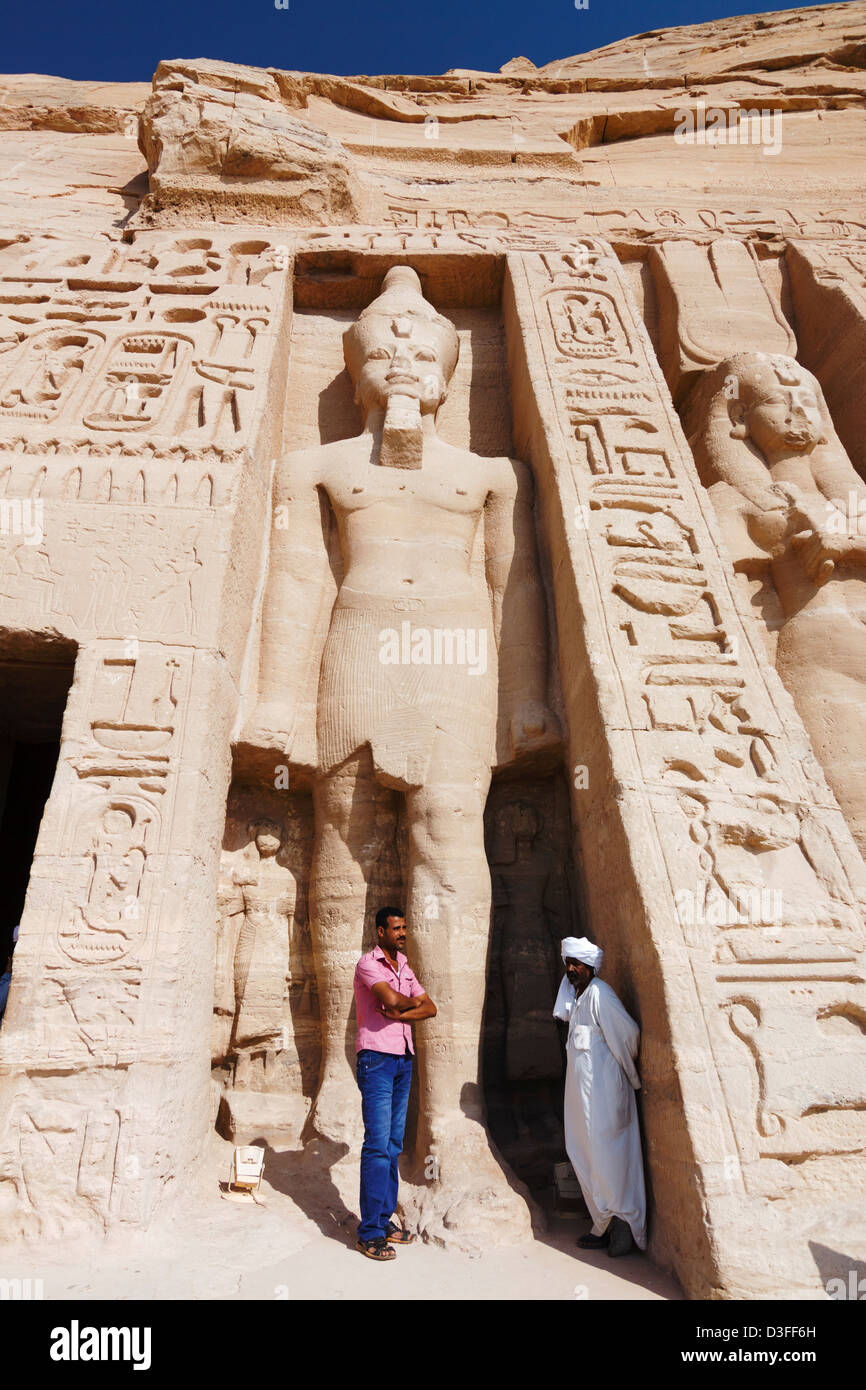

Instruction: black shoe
[356,1236,396,1261]
[385,1220,415,1245]
[608,1217,635,1258]
[577,1230,610,1250]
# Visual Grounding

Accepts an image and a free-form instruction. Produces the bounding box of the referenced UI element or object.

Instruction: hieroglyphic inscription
[0,509,212,640]
[292,207,866,258]
[515,240,866,1173]
[0,231,290,474]
[37,643,194,1068]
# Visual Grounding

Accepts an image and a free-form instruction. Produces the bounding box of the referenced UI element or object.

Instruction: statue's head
[342,265,459,419]
[684,351,849,514]
[727,354,826,463]
[250,819,282,858]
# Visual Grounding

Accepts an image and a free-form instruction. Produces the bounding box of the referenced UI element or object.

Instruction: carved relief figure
[678,789,863,960]
[147,527,203,636]
[213,794,319,1148]
[0,331,98,420]
[212,816,302,1142]
[686,353,866,855]
[245,266,559,1240]
[0,542,57,615]
[229,819,296,1060]
[58,805,148,965]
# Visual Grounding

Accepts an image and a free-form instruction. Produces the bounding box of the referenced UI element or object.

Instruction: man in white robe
[553,936,647,1256]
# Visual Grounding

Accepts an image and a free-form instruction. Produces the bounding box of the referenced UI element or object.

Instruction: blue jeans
[356,1048,413,1243]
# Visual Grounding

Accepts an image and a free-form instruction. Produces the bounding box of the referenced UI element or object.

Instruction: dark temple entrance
[482,764,584,1193]
[0,637,76,985]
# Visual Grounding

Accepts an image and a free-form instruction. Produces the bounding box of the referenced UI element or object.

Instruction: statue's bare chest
[325,453,489,521]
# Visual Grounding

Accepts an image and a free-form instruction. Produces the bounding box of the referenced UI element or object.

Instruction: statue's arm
[217,879,245,918]
[802,448,866,568]
[710,453,784,514]
[808,441,866,516]
[485,458,559,756]
[707,478,785,569]
[766,448,866,582]
[694,421,790,557]
[484,459,545,680]
[246,452,332,750]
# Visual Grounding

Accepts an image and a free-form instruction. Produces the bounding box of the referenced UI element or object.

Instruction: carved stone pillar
[0,229,293,1236]
[0,641,235,1235]
[504,241,866,1297]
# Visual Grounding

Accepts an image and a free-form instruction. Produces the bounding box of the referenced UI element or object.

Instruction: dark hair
[376,905,405,931]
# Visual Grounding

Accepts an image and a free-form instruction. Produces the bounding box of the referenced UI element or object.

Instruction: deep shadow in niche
[482,764,584,1194]
[0,640,76,995]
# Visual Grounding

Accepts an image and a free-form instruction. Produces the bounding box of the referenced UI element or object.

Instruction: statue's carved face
[355,315,448,416]
[251,822,282,857]
[741,381,824,460]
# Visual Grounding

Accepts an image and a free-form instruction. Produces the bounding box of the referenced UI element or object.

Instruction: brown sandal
[356,1237,396,1261]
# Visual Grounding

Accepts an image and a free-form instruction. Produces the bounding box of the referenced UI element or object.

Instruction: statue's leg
[308,749,387,1149]
[400,757,534,1248]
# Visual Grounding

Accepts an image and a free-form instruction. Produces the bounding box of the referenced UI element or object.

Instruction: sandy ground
[0,1218,680,1303]
[0,1136,681,1301]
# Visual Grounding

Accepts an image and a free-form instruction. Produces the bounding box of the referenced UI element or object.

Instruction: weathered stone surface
[139,59,366,225]
[1,1,866,1301]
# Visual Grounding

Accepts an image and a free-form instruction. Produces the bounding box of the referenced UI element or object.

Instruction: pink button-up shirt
[354,946,426,1056]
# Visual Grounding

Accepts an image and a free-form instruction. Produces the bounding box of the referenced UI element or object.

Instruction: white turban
[560,936,603,970]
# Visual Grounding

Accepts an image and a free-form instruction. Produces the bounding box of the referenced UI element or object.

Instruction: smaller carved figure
[216,820,297,1094]
[686,353,866,855]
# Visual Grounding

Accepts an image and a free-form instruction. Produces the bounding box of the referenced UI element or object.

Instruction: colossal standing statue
[685,352,866,855]
[244,266,559,1241]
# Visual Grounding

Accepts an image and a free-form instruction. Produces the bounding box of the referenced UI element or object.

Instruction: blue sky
[4,0,824,82]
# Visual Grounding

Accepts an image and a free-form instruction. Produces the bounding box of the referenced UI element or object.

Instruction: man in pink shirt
[354,905,436,1260]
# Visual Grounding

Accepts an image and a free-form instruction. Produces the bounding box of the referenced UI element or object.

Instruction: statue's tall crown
[378,265,424,298]
[343,264,459,382]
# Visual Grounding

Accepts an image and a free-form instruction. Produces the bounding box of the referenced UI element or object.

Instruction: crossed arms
[370,980,437,1024]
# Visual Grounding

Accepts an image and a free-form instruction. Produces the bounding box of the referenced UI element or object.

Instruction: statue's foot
[400,1115,536,1252]
[306,1073,364,1153]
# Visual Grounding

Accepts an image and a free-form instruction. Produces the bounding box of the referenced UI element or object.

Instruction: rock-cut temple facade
[1,1,866,1298]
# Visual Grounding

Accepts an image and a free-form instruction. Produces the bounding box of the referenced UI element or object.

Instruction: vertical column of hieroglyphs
[0,231,292,1236]
[505,243,866,1296]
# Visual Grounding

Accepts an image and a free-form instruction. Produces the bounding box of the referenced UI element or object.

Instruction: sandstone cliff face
[138,60,366,225]
[538,2,866,77]
[1,1,865,238]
